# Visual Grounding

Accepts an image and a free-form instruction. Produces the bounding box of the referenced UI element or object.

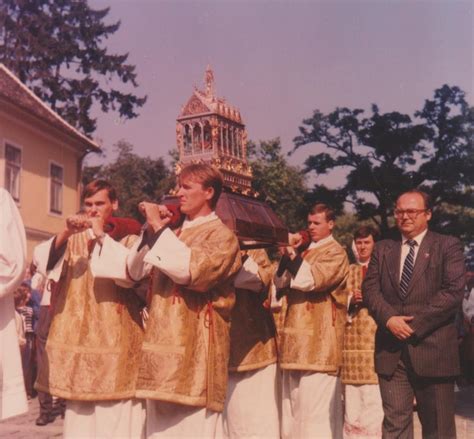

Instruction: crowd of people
[0,163,473,439]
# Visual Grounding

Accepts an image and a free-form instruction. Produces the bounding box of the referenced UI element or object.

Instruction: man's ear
[112,200,119,212]
[205,186,214,202]
[328,220,335,232]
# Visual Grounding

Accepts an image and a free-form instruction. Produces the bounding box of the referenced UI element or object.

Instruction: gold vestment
[36,232,145,400]
[279,239,349,373]
[342,264,378,384]
[228,249,277,372]
[135,219,241,412]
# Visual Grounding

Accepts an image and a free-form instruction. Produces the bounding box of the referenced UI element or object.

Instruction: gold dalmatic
[135,219,241,412]
[36,232,145,400]
[279,239,349,373]
[342,264,378,384]
[229,249,277,372]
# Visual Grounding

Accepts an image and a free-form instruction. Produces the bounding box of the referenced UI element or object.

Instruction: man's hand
[66,214,91,234]
[54,214,90,250]
[288,232,303,248]
[351,289,363,304]
[138,202,172,233]
[278,245,296,259]
[386,315,414,340]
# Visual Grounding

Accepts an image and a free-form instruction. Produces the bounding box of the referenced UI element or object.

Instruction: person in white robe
[274,203,349,439]
[342,226,383,439]
[0,188,28,420]
[33,180,145,438]
[217,250,280,438]
[91,164,241,438]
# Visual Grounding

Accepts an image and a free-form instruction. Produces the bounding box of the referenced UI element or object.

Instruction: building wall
[0,107,85,261]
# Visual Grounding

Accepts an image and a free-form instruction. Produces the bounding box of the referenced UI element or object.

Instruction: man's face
[177,176,214,219]
[83,189,118,220]
[354,235,375,263]
[307,212,334,242]
[395,193,431,238]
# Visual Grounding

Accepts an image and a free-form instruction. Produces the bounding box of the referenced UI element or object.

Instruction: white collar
[402,228,428,246]
[307,234,335,250]
[182,211,218,230]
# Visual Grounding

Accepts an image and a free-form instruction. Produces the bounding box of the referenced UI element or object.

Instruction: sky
[87,0,473,176]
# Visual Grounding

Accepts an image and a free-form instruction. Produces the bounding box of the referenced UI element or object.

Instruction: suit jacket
[363,230,465,377]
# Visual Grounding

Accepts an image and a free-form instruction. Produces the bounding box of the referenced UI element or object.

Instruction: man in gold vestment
[342,226,383,439]
[92,164,241,438]
[218,248,280,438]
[34,180,145,438]
[275,203,349,439]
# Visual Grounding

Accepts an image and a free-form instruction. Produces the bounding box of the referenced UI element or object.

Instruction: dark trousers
[378,350,456,439]
[20,333,35,397]
[36,306,53,416]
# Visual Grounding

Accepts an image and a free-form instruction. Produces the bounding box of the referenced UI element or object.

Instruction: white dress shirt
[399,228,428,281]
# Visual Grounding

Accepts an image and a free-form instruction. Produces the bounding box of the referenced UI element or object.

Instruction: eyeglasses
[394,208,428,219]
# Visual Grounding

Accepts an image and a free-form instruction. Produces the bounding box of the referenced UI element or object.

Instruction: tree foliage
[248,138,308,231]
[0,0,146,135]
[293,85,474,241]
[83,140,173,220]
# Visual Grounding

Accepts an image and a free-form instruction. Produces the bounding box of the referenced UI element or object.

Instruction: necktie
[400,239,416,299]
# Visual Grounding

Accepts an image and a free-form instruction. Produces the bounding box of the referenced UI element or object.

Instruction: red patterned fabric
[104,217,142,240]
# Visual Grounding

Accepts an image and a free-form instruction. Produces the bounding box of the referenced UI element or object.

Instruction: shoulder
[426,230,460,246]
[323,238,347,255]
[374,238,398,251]
[210,218,236,237]
[306,239,348,260]
[196,219,239,246]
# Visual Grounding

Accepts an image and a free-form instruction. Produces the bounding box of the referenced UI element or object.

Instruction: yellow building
[0,64,100,260]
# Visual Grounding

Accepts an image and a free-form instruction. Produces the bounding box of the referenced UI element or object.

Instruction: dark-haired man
[92,164,241,437]
[363,190,466,439]
[34,180,145,438]
[275,203,349,439]
[341,225,383,439]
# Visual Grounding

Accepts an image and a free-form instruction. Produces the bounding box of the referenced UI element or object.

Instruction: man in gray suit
[363,190,465,439]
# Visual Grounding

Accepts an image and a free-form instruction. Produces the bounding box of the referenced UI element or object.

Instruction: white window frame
[4,141,22,202]
[49,160,64,215]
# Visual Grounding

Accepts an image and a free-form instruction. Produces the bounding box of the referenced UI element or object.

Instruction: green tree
[0,0,146,135]
[248,138,308,231]
[293,85,473,240]
[83,140,173,220]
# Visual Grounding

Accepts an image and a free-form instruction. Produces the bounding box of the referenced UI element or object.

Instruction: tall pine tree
[0,0,146,135]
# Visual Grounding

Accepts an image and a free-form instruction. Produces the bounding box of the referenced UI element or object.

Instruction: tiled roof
[0,64,99,150]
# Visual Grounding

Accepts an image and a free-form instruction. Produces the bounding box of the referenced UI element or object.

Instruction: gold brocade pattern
[342,264,378,384]
[135,219,241,412]
[279,240,349,373]
[229,249,277,372]
[35,233,145,400]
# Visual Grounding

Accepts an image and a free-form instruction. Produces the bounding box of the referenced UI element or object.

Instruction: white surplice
[281,370,343,439]
[217,256,280,439]
[275,235,343,439]
[64,399,145,439]
[0,188,28,420]
[343,384,383,439]
[218,364,280,439]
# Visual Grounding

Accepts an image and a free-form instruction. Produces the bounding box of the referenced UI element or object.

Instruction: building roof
[0,63,99,151]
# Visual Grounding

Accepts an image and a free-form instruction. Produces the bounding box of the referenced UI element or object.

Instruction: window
[5,143,21,201]
[50,163,63,214]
